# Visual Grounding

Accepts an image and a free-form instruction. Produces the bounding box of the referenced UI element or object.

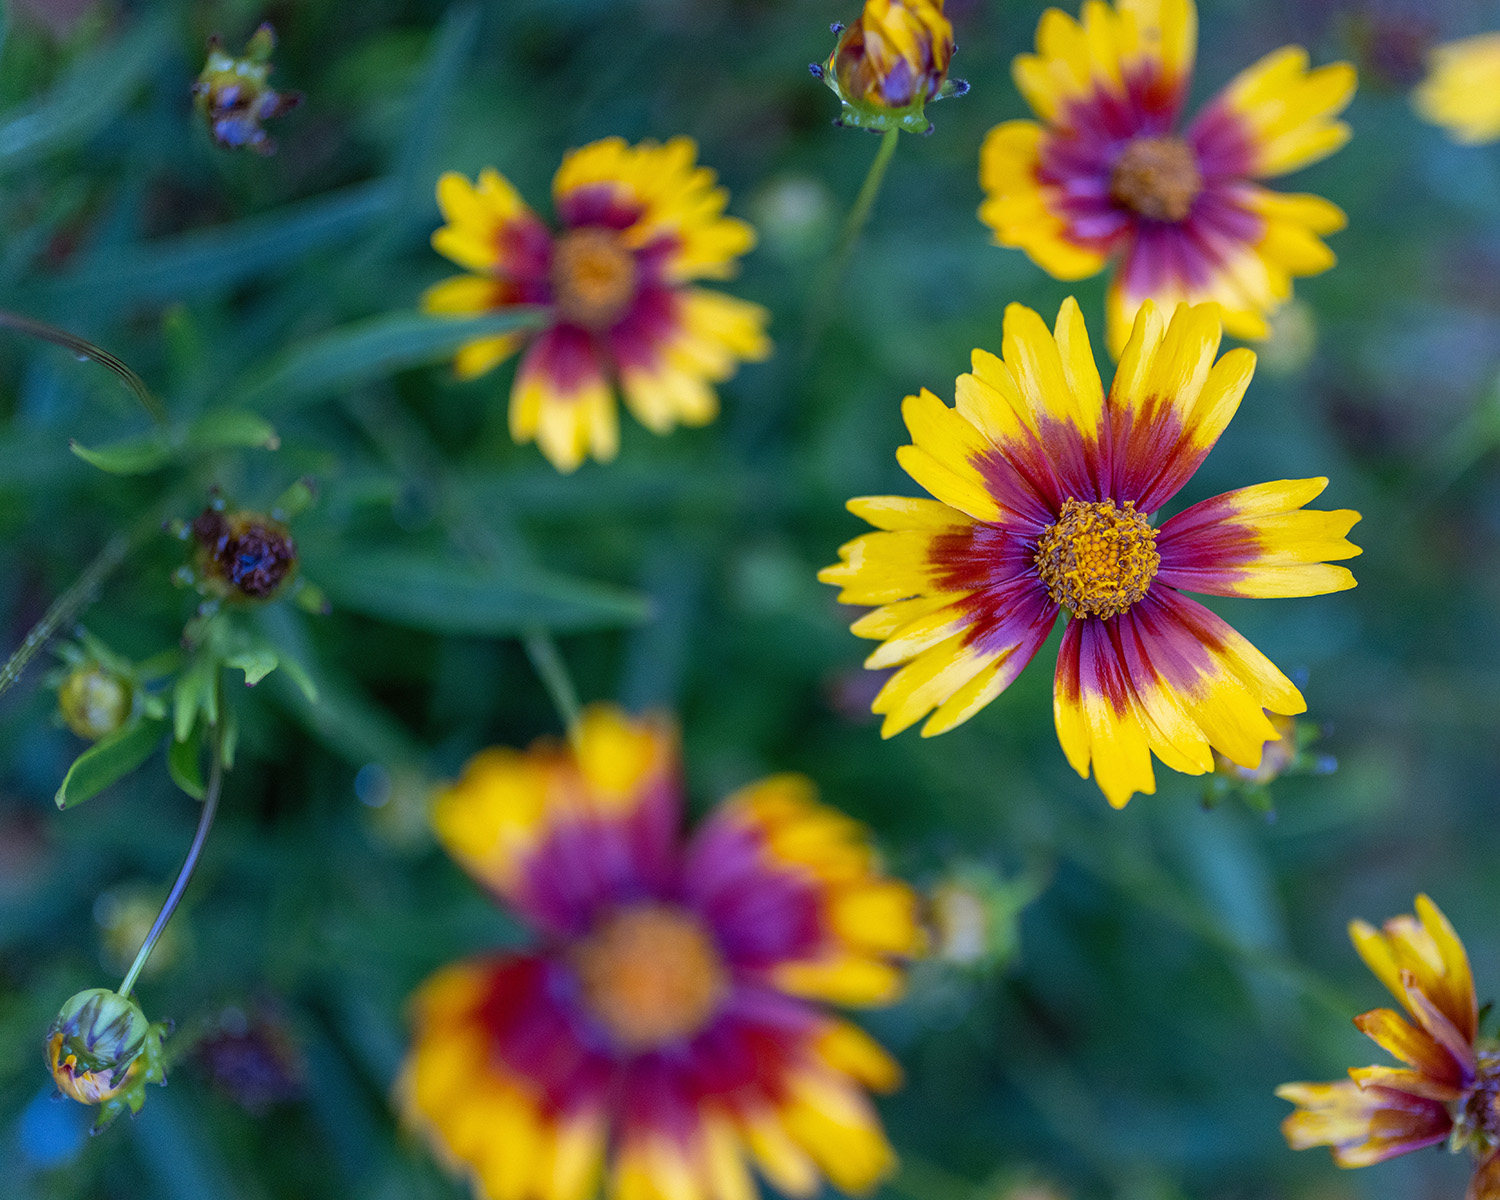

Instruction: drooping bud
[192,23,303,155]
[46,989,169,1129]
[819,0,962,133]
[58,665,133,741]
[191,506,298,600]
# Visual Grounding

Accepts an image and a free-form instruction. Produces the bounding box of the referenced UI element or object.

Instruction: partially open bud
[46,989,169,1128]
[58,665,133,741]
[926,863,1043,971]
[817,0,962,133]
[191,506,298,600]
[192,23,303,155]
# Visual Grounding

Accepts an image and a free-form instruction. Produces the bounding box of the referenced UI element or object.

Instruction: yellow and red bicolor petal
[1352,1007,1474,1093]
[612,287,770,435]
[1415,34,1500,145]
[1276,1079,1453,1167]
[431,706,681,935]
[423,275,531,381]
[1196,46,1355,179]
[510,327,619,473]
[1106,300,1257,512]
[552,137,756,285]
[1155,476,1360,597]
[1011,0,1196,129]
[684,774,920,1007]
[1347,1065,1466,1104]
[1349,894,1479,1046]
[432,168,552,279]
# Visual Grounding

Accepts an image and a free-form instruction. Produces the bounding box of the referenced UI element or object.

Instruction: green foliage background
[2,0,1499,1197]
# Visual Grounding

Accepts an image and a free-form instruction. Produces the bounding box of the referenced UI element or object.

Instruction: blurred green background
[2,0,1499,1196]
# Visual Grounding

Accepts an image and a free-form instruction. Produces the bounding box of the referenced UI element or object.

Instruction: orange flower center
[550,226,639,330]
[570,904,726,1050]
[1110,136,1203,222]
[1034,498,1160,619]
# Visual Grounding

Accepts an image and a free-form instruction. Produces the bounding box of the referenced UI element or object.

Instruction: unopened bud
[192,23,303,155]
[58,665,133,740]
[820,0,960,133]
[46,989,169,1130]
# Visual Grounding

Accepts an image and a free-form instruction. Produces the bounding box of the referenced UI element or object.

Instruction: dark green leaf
[305,545,651,635]
[54,718,167,810]
[167,724,206,801]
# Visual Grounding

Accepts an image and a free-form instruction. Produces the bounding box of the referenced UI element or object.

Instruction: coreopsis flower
[816,0,964,133]
[1414,34,1500,144]
[978,0,1355,356]
[424,138,771,473]
[818,298,1361,808]
[46,988,170,1130]
[399,705,920,1200]
[1277,896,1500,1193]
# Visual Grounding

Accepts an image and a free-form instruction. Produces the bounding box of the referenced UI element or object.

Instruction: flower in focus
[192,23,303,155]
[978,0,1354,356]
[1414,34,1500,144]
[424,138,771,473]
[816,0,963,134]
[818,298,1361,808]
[399,705,920,1200]
[46,988,169,1130]
[1277,895,1500,1192]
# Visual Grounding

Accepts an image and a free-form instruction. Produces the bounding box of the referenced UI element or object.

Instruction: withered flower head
[192,23,303,155]
[192,506,298,600]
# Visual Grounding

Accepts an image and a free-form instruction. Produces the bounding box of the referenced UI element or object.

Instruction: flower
[978,0,1355,356]
[818,298,1361,808]
[425,138,772,473]
[1277,895,1500,1193]
[46,988,170,1130]
[398,705,920,1200]
[817,0,961,134]
[1414,34,1500,144]
[191,506,298,600]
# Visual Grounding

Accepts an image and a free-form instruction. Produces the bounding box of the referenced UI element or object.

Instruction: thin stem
[118,721,225,999]
[803,128,901,360]
[522,625,583,750]
[0,532,130,701]
[0,310,165,425]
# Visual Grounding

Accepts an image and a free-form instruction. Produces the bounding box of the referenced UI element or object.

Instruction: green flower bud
[46,988,169,1130]
[58,665,133,741]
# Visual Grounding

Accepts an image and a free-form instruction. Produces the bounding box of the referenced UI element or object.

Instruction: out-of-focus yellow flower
[1414,34,1500,144]
[1277,896,1500,1191]
[58,665,132,741]
[46,988,169,1130]
[818,0,961,133]
[398,706,920,1200]
[424,138,771,473]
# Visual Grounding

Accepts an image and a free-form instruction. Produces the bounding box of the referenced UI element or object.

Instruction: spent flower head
[192,23,303,155]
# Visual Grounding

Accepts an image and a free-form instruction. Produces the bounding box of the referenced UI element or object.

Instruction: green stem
[803,128,901,358]
[0,310,165,425]
[0,532,130,701]
[118,721,224,999]
[522,625,583,749]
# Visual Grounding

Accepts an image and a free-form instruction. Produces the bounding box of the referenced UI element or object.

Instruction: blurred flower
[927,863,1042,971]
[819,299,1362,808]
[399,705,919,1200]
[424,138,771,473]
[195,1005,305,1115]
[95,886,181,979]
[1414,34,1500,145]
[192,23,303,154]
[815,0,963,134]
[1277,895,1500,1191]
[57,664,131,740]
[46,988,169,1130]
[189,505,298,601]
[978,0,1354,356]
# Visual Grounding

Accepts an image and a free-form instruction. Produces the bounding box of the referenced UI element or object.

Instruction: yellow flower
[819,298,1360,808]
[1414,33,1500,144]
[425,138,771,473]
[978,0,1354,356]
[398,706,920,1200]
[819,0,959,133]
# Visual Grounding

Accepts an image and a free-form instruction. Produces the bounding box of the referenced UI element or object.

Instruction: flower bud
[819,0,959,133]
[926,864,1042,971]
[58,665,133,741]
[191,506,298,600]
[46,989,169,1129]
[192,23,303,155]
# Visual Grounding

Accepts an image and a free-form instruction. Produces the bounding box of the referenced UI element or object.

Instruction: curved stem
[802,128,901,360]
[522,625,583,751]
[0,309,165,425]
[118,721,225,999]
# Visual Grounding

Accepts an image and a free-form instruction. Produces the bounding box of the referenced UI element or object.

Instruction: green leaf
[183,410,280,453]
[224,645,279,688]
[68,431,172,475]
[167,724,206,801]
[55,717,167,810]
[173,651,220,743]
[69,409,279,475]
[305,545,651,635]
[234,309,547,410]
